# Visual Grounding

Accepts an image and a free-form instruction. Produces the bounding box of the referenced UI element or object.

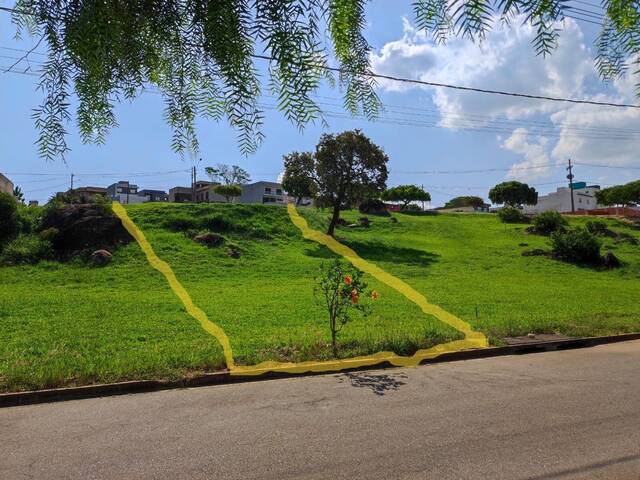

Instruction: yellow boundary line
[113,202,487,377]
[112,202,236,369]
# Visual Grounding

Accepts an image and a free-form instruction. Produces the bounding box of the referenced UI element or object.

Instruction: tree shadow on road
[337,371,408,396]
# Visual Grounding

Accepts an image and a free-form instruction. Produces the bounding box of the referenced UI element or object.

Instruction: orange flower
[350,289,359,304]
[371,290,379,301]
[344,275,352,285]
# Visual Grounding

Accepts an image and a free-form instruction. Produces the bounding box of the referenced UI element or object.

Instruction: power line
[0,5,636,109]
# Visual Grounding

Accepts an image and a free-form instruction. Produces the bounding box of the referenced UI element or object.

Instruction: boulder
[358,217,371,228]
[227,245,242,259]
[389,217,398,224]
[40,204,132,255]
[194,232,225,248]
[89,249,112,266]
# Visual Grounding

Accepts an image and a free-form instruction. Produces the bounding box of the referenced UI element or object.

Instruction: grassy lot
[300,209,640,344]
[1,202,639,392]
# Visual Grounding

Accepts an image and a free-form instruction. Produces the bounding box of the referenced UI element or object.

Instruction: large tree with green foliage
[281,152,317,205]
[444,196,485,209]
[11,1,640,162]
[381,185,431,210]
[596,180,640,206]
[489,181,538,207]
[315,130,388,236]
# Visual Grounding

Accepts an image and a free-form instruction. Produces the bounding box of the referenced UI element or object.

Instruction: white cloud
[501,128,554,181]
[370,16,640,179]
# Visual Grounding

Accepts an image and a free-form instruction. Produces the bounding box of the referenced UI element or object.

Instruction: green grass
[1,203,639,392]
[300,209,640,345]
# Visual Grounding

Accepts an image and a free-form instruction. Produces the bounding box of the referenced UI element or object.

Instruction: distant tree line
[596,180,640,207]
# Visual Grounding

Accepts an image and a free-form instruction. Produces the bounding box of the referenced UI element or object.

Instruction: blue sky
[1,1,639,205]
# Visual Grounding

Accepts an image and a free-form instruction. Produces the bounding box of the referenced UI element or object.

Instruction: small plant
[532,211,567,235]
[550,228,602,264]
[315,259,378,357]
[585,219,609,236]
[0,235,53,265]
[497,206,529,224]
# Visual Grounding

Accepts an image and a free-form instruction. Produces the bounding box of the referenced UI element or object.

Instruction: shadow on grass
[337,371,408,396]
[343,240,440,267]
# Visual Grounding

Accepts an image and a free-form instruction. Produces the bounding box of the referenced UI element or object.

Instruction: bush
[532,211,567,235]
[586,219,609,235]
[0,192,19,248]
[550,228,602,264]
[497,206,529,224]
[358,198,388,215]
[202,214,234,232]
[0,235,53,265]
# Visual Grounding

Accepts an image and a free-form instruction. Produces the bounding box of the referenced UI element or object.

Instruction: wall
[0,173,14,195]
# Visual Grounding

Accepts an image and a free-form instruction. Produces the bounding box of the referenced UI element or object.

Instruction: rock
[89,249,112,266]
[527,333,536,339]
[602,251,621,269]
[389,217,398,223]
[346,223,359,228]
[40,204,132,255]
[521,248,547,257]
[358,217,371,228]
[194,232,225,248]
[227,245,242,259]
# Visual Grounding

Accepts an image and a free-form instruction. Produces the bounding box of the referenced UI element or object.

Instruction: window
[265,187,272,194]
[276,189,283,195]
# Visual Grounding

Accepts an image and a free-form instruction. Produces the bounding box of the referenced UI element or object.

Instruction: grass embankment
[0,203,462,392]
[300,209,640,344]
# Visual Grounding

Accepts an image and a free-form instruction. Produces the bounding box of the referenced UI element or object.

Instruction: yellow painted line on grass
[112,202,236,370]
[230,205,487,376]
[114,201,486,377]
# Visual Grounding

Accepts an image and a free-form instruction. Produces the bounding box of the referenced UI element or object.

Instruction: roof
[74,186,107,193]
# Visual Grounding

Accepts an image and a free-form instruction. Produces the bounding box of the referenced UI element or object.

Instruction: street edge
[3,332,640,408]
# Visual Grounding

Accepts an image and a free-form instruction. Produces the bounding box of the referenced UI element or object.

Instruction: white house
[524,182,601,214]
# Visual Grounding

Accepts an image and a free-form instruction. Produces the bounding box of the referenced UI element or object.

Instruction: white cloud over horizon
[369,16,640,183]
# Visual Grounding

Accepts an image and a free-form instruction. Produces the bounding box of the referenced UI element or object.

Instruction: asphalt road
[3,341,640,480]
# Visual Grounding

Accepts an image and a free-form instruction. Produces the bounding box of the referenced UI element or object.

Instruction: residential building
[240,181,286,204]
[524,182,601,214]
[169,186,193,203]
[0,172,14,196]
[194,181,229,203]
[138,189,169,202]
[106,181,148,204]
[73,186,107,203]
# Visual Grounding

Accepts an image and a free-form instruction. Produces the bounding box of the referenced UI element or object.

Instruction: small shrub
[497,206,529,224]
[585,219,609,236]
[163,215,198,232]
[0,235,53,265]
[550,228,601,264]
[532,211,567,235]
[358,198,388,216]
[0,191,19,247]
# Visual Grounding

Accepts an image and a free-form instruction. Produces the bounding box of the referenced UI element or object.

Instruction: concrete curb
[2,332,640,408]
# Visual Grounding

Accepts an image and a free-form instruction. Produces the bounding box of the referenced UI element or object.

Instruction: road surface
[2,341,640,479]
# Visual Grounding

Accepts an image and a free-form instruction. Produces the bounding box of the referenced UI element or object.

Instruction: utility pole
[191,166,197,203]
[566,158,575,214]
[70,173,74,191]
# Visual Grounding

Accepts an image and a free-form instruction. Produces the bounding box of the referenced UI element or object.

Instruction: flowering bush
[315,259,378,357]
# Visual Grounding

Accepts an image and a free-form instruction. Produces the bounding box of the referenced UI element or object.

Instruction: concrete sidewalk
[2,341,640,479]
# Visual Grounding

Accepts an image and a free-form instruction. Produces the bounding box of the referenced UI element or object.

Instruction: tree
[13,186,25,204]
[315,259,377,357]
[12,1,640,161]
[444,196,485,209]
[381,185,431,210]
[0,192,19,247]
[315,130,388,236]
[282,152,317,206]
[205,164,250,186]
[213,184,242,203]
[596,180,640,206]
[489,181,538,207]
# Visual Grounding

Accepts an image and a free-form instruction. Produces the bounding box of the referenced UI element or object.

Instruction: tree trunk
[327,204,341,236]
[296,196,302,206]
[331,325,337,357]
